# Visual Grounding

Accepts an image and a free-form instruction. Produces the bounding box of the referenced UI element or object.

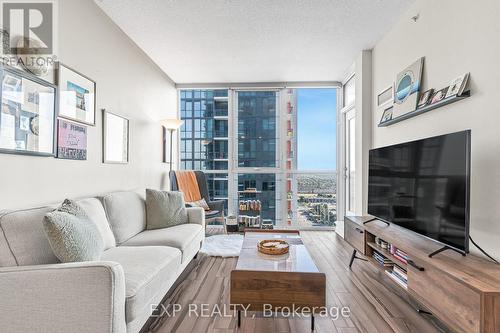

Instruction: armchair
[169,170,225,229]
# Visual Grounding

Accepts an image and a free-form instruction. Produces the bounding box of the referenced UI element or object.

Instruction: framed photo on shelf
[379,106,393,124]
[417,89,434,108]
[57,63,96,126]
[0,66,56,156]
[57,119,87,160]
[377,85,393,108]
[102,109,129,164]
[430,87,449,105]
[393,57,424,118]
[445,73,470,98]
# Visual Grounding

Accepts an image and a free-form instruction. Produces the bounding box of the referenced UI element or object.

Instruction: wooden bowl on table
[257,239,290,255]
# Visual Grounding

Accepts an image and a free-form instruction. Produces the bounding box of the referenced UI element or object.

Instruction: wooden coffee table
[230,230,326,330]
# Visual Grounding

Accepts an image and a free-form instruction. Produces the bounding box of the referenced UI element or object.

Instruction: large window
[179,88,337,228]
[180,89,229,215]
[289,88,337,227]
[237,91,278,168]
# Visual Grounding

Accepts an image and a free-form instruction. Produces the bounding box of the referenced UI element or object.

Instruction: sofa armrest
[208,200,225,214]
[187,206,205,228]
[0,261,126,333]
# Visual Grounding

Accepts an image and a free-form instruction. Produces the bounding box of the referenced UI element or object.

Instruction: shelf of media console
[378,91,470,127]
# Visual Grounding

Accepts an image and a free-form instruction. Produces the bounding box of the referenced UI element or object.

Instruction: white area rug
[200,234,244,257]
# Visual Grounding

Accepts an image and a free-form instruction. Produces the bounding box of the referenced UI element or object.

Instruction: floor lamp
[161,119,184,171]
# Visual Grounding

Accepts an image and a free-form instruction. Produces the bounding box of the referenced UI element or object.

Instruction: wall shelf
[379,91,470,127]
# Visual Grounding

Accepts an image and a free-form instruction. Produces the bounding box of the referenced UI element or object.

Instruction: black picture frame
[56,118,88,160]
[0,65,57,157]
[56,62,96,126]
[379,106,393,125]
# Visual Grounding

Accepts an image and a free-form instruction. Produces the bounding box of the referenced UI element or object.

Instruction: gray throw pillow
[146,189,188,230]
[43,199,105,262]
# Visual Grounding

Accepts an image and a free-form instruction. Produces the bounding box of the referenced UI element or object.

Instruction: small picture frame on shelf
[377,85,393,108]
[430,87,449,105]
[445,73,470,98]
[379,106,393,124]
[417,89,434,108]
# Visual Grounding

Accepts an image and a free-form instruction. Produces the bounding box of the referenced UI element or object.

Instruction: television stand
[344,215,500,333]
[428,245,466,258]
[363,218,389,226]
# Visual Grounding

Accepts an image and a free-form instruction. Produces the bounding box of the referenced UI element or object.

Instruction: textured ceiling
[96,0,414,83]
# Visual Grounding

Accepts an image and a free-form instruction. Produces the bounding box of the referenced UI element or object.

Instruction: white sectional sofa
[0,191,205,333]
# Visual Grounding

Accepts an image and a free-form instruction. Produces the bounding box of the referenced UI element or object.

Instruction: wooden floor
[150,229,445,333]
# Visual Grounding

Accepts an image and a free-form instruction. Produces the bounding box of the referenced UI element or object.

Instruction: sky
[297,88,337,170]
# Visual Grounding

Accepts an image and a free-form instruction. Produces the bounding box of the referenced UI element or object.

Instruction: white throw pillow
[76,198,116,249]
[43,199,104,263]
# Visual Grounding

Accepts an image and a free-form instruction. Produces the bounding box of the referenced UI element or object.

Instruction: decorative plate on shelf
[257,239,289,255]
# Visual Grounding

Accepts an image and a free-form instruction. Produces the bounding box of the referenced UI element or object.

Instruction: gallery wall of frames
[376,57,471,127]
[0,63,129,163]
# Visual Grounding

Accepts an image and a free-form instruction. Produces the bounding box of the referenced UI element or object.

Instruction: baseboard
[335,219,345,238]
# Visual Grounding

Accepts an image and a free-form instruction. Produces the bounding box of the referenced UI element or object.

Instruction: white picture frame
[377,85,393,108]
[102,109,129,164]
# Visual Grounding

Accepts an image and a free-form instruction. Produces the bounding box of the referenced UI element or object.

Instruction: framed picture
[57,63,96,126]
[0,65,56,156]
[430,87,449,104]
[57,119,87,160]
[445,73,470,98]
[377,85,393,108]
[393,57,424,118]
[103,109,129,164]
[417,89,434,108]
[379,106,393,124]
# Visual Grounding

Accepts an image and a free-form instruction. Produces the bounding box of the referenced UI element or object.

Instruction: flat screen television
[368,130,471,253]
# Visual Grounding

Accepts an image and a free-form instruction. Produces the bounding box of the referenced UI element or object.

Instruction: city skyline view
[179,88,337,228]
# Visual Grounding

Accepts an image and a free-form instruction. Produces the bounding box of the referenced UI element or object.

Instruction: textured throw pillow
[43,199,105,262]
[187,198,210,211]
[146,189,188,230]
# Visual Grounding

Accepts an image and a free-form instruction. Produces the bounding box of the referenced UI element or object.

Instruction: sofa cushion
[0,206,59,266]
[122,224,204,263]
[145,189,188,230]
[76,198,116,250]
[101,246,181,323]
[100,192,146,244]
[43,199,105,263]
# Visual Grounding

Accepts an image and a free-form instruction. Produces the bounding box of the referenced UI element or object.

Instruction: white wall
[0,0,177,209]
[355,50,372,216]
[371,0,500,259]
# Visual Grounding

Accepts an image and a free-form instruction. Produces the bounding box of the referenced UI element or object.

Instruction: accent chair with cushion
[169,170,225,229]
[0,190,205,333]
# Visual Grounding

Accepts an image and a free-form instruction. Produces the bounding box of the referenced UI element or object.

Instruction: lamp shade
[160,118,183,130]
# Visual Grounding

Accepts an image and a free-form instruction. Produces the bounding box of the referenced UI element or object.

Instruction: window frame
[177,85,339,229]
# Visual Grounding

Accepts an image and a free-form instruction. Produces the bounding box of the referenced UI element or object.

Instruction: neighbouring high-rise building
[179,88,336,228]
